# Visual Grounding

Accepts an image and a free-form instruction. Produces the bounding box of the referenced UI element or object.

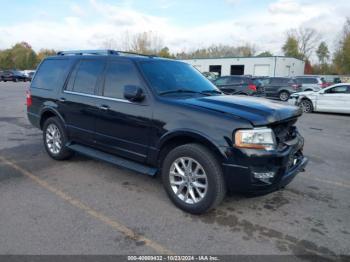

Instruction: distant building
[181,56,305,77]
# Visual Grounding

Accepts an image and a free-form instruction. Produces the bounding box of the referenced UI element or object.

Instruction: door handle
[99,105,110,111]
[59,97,66,102]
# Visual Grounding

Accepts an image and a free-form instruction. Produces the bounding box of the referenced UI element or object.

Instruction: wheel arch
[39,107,65,130]
[156,130,226,168]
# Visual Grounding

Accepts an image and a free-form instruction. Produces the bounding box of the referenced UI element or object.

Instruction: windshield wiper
[199,90,223,95]
[158,89,201,95]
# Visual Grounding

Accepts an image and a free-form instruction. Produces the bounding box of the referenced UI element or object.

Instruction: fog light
[253,171,275,180]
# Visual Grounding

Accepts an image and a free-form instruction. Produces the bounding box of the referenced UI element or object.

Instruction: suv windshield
[139,60,220,95]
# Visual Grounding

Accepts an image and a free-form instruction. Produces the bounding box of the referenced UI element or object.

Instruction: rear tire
[42,117,73,160]
[279,91,290,101]
[161,143,226,214]
[301,99,313,113]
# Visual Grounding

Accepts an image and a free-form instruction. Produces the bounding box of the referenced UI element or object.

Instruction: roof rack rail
[56,49,157,58]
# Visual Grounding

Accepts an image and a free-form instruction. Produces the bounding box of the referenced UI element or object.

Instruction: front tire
[43,117,73,160]
[279,91,290,101]
[161,143,226,214]
[301,99,313,113]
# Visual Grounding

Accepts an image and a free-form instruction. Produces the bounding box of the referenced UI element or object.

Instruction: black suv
[27,50,308,214]
[213,76,264,96]
[263,77,302,101]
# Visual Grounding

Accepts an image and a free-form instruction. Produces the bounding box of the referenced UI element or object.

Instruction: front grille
[270,118,298,145]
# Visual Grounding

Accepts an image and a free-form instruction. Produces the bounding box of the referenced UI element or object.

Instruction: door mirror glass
[124,85,145,102]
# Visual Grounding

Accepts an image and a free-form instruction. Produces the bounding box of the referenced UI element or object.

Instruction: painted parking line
[0,156,174,255]
[300,174,350,189]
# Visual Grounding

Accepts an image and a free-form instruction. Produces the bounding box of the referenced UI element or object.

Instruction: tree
[37,49,56,63]
[0,42,38,70]
[334,18,350,74]
[293,27,320,60]
[129,31,163,55]
[316,42,330,64]
[316,41,330,74]
[257,51,273,57]
[158,47,174,58]
[282,36,303,59]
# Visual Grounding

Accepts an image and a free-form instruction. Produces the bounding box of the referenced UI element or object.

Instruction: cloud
[0,0,348,60]
[269,0,301,14]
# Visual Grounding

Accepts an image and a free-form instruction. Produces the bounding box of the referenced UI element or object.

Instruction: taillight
[321,83,328,88]
[26,90,32,107]
[248,84,257,92]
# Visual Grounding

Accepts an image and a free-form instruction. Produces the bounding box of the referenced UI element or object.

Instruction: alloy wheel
[169,157,208,204]
[45,123,62,154]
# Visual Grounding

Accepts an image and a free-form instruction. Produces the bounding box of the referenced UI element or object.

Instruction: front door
[94,59,152,163]
[316,85,350,113]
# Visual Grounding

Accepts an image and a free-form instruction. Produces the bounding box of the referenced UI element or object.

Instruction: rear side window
[298,78,318,84]
[227,77,244,84]
[103,61,142,99]
[32,59,70,90]
[67,60,105,94]
[214,77,228,85]
[270,78,288,84]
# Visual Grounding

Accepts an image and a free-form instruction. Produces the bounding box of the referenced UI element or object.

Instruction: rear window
[31,59,70,90]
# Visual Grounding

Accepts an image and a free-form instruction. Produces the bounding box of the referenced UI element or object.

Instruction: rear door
[59,58,106,145]
[93,59,152,163]
[264,78,283,97]
[316,85,350,113]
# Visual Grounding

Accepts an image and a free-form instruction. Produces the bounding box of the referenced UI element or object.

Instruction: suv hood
[183,95,302,126]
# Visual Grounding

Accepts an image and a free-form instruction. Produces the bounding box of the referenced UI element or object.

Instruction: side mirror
[319,89,325,94]
[124,85,145,102]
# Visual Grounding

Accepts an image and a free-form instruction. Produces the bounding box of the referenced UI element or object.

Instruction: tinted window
[325,86,349,94]
[227,77,244,84]
[32,59,70,90]
[214,77,228,85]
[70,60,105,94]
[299,78,318,84]
[270,78,288,84]
[103,61,142,99]
[139,61,218,94]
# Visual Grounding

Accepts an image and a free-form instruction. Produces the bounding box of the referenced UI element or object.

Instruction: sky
[0,0,349,57]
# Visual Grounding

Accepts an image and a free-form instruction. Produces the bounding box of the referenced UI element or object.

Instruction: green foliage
[282,36,303,59]
[158,47,175,58]
[256,51,273,57]
[316,41,330,65]
[333,18,350,74]
[0,42,38,70]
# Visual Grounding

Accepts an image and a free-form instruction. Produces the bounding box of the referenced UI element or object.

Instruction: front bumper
[221,133,308,193]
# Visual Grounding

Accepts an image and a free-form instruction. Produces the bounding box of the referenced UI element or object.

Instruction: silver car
[295,76,324,92]
[289,83,350,114]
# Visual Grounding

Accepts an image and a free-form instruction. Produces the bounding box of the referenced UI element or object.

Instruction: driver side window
[325,86,349,94]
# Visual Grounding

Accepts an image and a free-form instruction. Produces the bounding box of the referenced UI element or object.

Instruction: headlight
[234,128,276,150]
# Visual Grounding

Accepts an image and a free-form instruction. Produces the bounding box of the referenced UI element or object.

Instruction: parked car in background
[295,76,327,91]
[202,72,218,82]
[262,77,302,101]
[0,70,28,82]
[27,49,308,214]
[289,83,350,114]
[27,71,35,81]
[321,75,341,87]
[213,75,264,96]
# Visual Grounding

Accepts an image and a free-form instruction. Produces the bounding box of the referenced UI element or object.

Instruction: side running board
[67,144,157,176]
